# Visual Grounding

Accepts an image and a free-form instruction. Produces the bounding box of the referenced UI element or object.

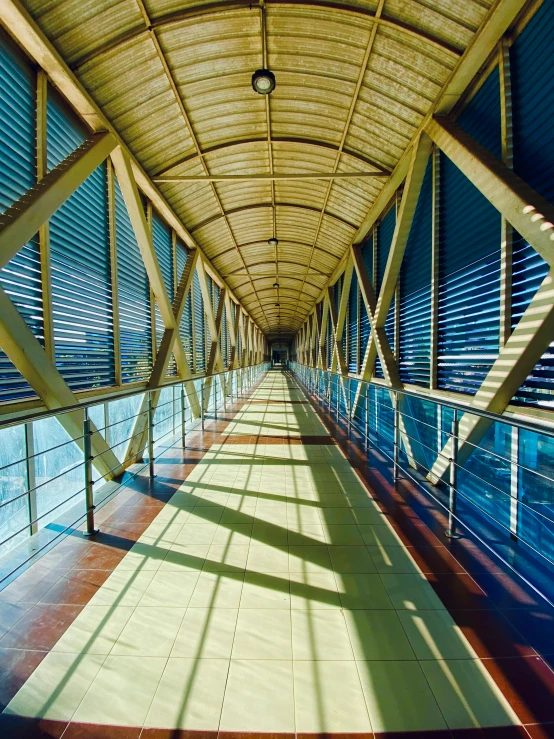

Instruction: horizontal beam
[154,171,389,183]
[0,133,116,269]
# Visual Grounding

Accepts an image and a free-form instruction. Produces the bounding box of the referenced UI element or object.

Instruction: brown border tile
[0,648,47,710]
[0,714,67,738]
[63,722,141,738]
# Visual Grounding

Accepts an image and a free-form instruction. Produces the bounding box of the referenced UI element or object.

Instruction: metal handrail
[0,362,269,578]
[0,363,264,431]
[297,363,554,441]
[291,361,554,530]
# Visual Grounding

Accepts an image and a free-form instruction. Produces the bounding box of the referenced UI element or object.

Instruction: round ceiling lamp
[252,69,276,95]
[275,303,280,307]
[268,237,279,248]
[273,282,279,288]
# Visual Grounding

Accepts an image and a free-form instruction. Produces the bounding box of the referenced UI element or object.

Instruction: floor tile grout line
[0,382,266,725]
[296,373,538,731]
[1,374,531,734]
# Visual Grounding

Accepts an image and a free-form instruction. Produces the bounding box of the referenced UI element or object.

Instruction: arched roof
[23,0,493,339]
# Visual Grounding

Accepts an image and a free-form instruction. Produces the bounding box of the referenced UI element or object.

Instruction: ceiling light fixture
[275,303,280,307]
[273,282,279,288]
[268,237,278,248]
[252,69,276,95]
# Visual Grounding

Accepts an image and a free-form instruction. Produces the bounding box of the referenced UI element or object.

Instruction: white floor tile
[232,608,292,659]
[220,660,295,732]
[145,658,229,730]
[72,655,166,726]
[5,652,105,720]
[172,608,238,658]
[293,660,371,733]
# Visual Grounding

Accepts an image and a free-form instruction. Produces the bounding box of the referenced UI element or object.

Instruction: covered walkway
[3,370,551,737]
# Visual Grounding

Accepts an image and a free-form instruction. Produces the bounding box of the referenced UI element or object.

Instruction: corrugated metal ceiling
[22,0,493,338]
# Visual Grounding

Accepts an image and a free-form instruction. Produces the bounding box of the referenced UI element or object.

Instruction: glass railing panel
[33,417,85,530]
[0,426,27,557]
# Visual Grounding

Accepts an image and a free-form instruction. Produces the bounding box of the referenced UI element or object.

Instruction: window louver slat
[375,208,396,379]
[511,1,554,408]
[347,271,358,373]
[399,159,432,387]
[437,70,501,396]
[115,176,152,383]
[512,239,551,405]
[47,92,114,391]
[193,271,205,373]
[176,242,193,372]
[0,39,42,401]
[151,212,175,376]
[438,154,501,394]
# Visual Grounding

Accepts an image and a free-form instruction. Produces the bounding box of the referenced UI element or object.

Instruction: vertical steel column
[445,409,461,539]
[83,409,98,536]
[25,422,38,536]
[393,393,400,484]
[147,393,155,479]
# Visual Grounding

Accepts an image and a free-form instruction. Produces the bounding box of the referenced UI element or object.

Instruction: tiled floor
[1,371,553,738]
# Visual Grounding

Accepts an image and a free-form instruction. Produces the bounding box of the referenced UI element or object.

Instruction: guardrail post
[445,409,461,539]
[147,393,155,479]
[365,383,369,453]
[181,383,186,447]
[393,393,400,484]
[347,377,352,439]
[25,422,38,536]
[83,409,98,536]
[213,378,217,420]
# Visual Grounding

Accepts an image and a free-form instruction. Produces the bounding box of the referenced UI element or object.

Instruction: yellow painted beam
[0,133,116,270]
[0,285,121,479]
[428,270,554,483]
[426,117,554,269]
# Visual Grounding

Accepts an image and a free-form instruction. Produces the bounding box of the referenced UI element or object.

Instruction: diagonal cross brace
[428,272,554,484]
[0,285,122,479]
[0,132,117,269]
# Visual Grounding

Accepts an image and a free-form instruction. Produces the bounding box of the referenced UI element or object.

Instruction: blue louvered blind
[326,314,333,369]
[510,2,554,408]
[47,91,114,391]
[176,240,193,371]
[399,159,432,386]
[375,208,396,378]
[205,275,214,363]
[193,270,205,373]
[359,235,373,362]
[222,307,229,368]
[115,176,152,383]
[0,39,42,401]
[347,271,358,373]
[437,68,501,395]
[151,211,175,376]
